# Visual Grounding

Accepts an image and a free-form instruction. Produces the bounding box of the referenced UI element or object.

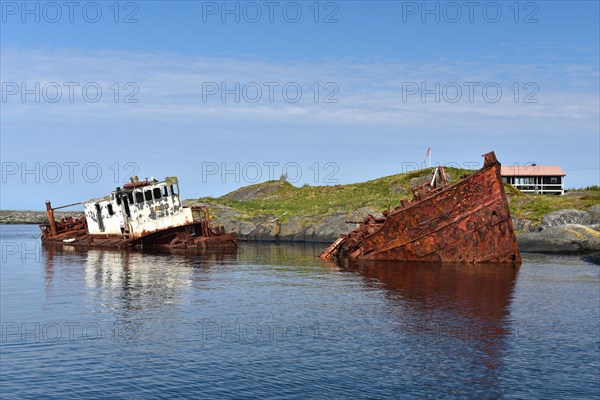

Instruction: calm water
[1,225,599,399]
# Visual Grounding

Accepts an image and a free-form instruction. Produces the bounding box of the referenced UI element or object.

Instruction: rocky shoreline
[204,204,600,255]
[2,206,599,255]
[0,210,83,225]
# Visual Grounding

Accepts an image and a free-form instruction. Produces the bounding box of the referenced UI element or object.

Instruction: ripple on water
[1,227,599,398]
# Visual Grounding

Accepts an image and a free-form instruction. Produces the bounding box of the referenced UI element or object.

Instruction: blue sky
[1,0,599,209]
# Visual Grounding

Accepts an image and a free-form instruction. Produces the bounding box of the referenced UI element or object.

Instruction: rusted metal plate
[320,152,521,264]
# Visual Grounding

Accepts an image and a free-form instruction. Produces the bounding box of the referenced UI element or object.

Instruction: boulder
[541,209,595,228]
[511,217,541,232]
[409,175,430,187]
[311,212,357,243]
[390,183,408,195]
[589,204,600,220]
[409,171,452,188]
[278,217,309,242]
[517,224,600,254]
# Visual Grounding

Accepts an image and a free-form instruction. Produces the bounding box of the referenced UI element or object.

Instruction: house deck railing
[511,183,564,195]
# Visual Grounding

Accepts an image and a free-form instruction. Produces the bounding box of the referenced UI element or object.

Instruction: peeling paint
[40,176,237,250]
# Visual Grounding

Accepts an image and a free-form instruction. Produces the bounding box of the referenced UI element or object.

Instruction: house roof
[501,165,566,177]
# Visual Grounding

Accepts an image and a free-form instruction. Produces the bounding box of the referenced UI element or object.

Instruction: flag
[424,147,431,161]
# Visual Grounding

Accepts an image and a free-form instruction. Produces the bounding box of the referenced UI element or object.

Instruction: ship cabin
[501,165,566,195]
[83,176,196,238]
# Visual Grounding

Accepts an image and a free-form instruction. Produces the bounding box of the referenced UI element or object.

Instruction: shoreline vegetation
[2,168,599,255]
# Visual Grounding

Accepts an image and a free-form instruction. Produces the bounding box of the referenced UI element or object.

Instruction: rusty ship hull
[40,211,238,251]
[320,152,521,264]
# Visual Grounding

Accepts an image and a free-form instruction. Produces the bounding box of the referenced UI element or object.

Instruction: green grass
[197,168,599,224]
[200,167,470,222]
[508,190,599,223]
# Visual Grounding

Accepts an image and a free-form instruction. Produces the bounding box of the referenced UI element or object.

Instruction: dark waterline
[1,225,599,399]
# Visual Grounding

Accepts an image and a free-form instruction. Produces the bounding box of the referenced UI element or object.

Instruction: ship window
[550,177,558,184]
[127,192,134,204]
[135,191,144,204]
[153,188,162,199]
[116,195,121,205]
[162,186,169,197]
[107,204,114,216]
[145,190,153,201]
[170,184,178,196]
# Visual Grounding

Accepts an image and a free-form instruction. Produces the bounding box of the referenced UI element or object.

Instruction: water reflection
[236,242,325,266]
[43,244,237,309]
[341,260,518,312]
[43,244,518,328]
[342,260,518,338]
[334,259,520,396]
[0,223,594,399]
[43,243,519,390]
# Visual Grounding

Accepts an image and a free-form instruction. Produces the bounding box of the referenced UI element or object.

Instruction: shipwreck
[40,176,237,250]
[320,152,521,264]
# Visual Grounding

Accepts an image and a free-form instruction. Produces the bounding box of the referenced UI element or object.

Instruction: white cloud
[1,46,598,129]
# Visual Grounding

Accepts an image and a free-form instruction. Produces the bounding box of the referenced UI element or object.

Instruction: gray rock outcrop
[191,202,379,243]
[517,224,600,254]
[512,217,541,232]
[541,209,597,228]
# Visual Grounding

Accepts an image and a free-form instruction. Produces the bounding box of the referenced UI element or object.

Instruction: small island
[2,167,599,256]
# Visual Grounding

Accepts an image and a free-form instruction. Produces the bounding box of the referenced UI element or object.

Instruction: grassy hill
[197,168,599,224]
[507,186,599,222]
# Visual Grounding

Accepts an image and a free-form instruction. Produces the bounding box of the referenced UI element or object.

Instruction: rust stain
[320,151,521,264]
